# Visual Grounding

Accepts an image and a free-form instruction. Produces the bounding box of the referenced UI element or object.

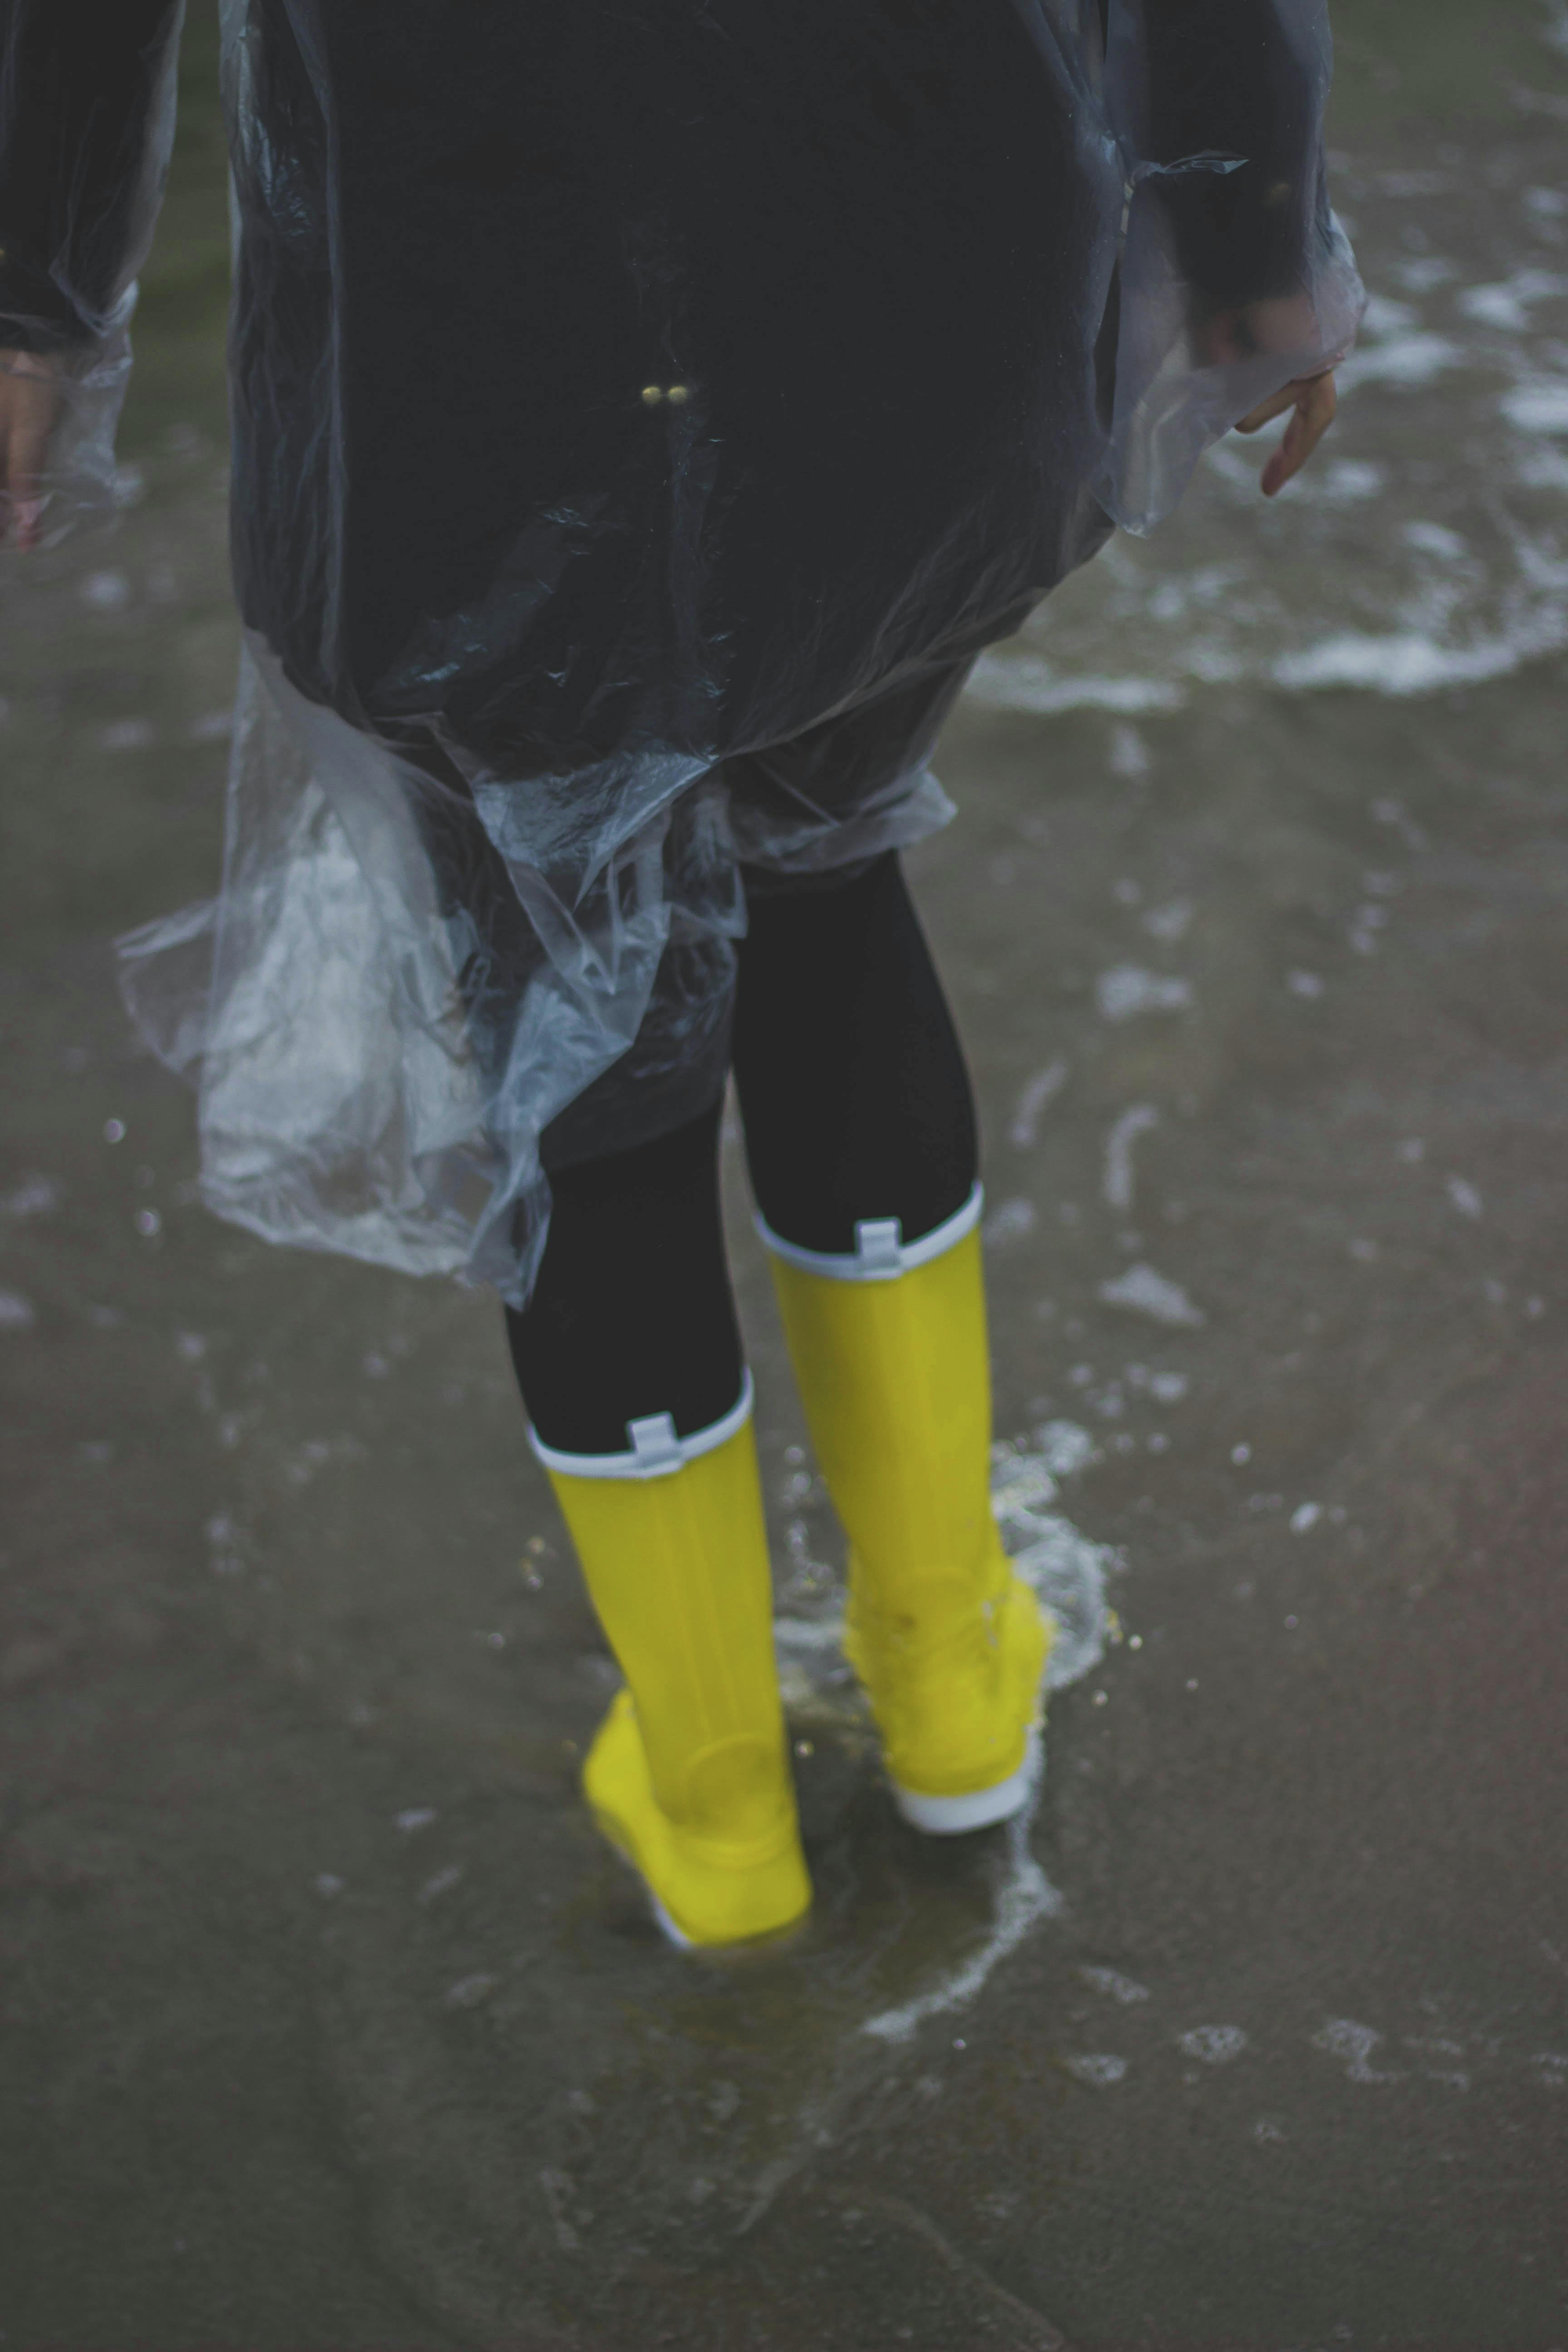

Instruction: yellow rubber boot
[763,1200,1051,1831]
[541,1399,811,1950]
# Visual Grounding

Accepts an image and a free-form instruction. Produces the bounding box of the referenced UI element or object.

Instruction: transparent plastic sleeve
[0,0,183,540]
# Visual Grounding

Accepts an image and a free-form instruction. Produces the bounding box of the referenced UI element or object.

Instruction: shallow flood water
[3,5,1568,2346]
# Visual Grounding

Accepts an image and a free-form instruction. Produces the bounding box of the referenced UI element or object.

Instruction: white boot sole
[890,1726,1042,1835]
[648,1885,811,1956]
[648,1889,696,1950]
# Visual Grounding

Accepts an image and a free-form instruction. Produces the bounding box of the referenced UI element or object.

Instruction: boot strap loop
[754,1182,983,1282]
[529,1373,753,1480]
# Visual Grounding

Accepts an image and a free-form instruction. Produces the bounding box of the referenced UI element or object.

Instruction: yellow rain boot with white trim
[536,1380,812,1950]
[760,1191,1051,1832]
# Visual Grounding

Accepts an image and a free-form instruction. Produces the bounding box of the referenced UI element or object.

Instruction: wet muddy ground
[3,5,1568,2346]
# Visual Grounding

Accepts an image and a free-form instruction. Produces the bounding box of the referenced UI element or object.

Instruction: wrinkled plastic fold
[3,0,1362,1300]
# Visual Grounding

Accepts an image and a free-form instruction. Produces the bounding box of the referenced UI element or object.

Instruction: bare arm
[0,349,65,548]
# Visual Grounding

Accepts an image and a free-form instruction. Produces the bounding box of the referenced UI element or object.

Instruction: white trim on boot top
[754,1184,982,1282]
[890,1726,1042,1834]
[528,1374,753,1480]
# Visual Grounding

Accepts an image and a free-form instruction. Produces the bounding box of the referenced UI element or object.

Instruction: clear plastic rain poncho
[2,0,1361,1304]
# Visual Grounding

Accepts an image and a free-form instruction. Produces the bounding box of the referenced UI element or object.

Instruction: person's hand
[0,349,66,551]
[1197,294,1340,497]
[1232,367,1338,498]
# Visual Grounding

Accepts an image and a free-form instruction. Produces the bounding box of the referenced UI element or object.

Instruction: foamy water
[966,135,1568,714]
[766,1421,1118,2044]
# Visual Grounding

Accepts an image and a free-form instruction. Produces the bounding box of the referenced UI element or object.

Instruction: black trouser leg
[731,851,978,1252]
[504,852,979,1453]
[503,1096,743,1455]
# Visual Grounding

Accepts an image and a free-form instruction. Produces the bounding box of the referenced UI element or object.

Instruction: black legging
[504,850,977,1456]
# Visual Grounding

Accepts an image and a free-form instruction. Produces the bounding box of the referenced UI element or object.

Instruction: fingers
[1233,382,1300,436]
[1260,371,1337,498]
